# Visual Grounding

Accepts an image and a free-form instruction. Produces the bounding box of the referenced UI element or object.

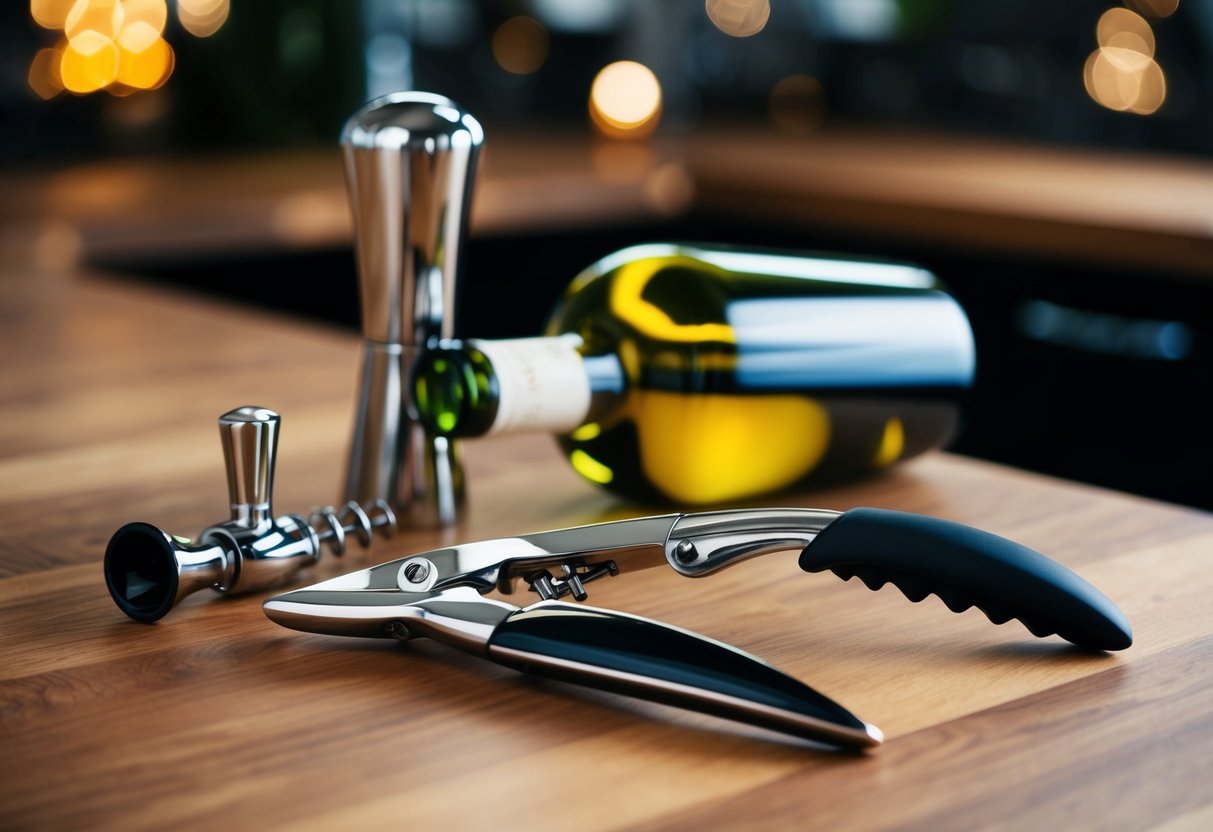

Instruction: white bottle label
[469,335,592,436]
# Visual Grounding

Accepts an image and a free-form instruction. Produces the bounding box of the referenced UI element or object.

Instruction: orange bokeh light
[492,16,550,76]
[30,0,76,30]
[28,45,65,99]
[117,35,174,90]
[30,0,181,96]
[64,0,124,43]
[60,29,119,94]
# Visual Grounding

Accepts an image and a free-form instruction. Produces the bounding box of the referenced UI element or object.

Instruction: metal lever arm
[263,587,882,749]
[485,602,883,749]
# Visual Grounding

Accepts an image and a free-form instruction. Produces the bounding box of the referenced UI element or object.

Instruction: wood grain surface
[2,265,1212,831]
[5,127,1212,278]
[687,129,1213,278]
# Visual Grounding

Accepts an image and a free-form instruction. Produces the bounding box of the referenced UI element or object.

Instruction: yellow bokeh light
[769,74,826,134]
[589,61,663,139]
[1096,8,1154,56]
[178,0,229,38]
[64,0,124,43]
[117,35,174,90]
[1127,0,1179,18]
[118,20,160,53]
[1084,46,1165,115]
[28,0,179,97]
[60,29,119,93]
[122,0,168,37]
[28,46,65,99]
[30,0,76,30]
[492,16,550,75]
[705,0,770,38]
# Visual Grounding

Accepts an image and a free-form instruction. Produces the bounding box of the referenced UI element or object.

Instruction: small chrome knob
[341,92,484,526]
[218,406,279,531]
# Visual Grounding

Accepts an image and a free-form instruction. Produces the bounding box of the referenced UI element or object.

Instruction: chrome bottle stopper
[340,92,484,526]
[104,406,395,622]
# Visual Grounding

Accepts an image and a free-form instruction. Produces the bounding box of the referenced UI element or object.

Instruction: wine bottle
[413,244,975,504]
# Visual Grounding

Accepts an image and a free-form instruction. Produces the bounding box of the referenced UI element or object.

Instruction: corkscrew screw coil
[309,500,396,555]
[104,408,397,623]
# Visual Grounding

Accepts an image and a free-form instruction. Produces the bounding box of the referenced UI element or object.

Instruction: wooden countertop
[5,126,1213,277]
[2,263,1212,830]
[688,128,1213,278]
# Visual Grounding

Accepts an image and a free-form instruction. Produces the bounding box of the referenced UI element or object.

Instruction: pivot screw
[673,540,698,565]
[398,557,435,590]
[404,562,429,583]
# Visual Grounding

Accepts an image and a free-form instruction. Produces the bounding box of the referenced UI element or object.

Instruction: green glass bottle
[413,244,975,505]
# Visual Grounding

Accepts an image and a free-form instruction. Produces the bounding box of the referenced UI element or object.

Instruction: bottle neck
[473,336,595,435]
[414,336,625,438]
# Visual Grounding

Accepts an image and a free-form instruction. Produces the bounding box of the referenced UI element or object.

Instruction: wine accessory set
[103,93,1133,749]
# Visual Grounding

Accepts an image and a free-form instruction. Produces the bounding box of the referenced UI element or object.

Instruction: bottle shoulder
[548,245,945,338]
[544,246,971,396]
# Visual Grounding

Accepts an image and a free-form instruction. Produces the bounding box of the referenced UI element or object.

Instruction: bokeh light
[1126,0,1179,18]
[30,0,75,30]
[768,74,826,134]
[178,0,230,38]
[64,0,124,42]
[591,142,654,183]
[644,163,695,216]
[59,29,119,94]
[28,0,220,97]
[705,0,770,38]
[1084,47,1166,114]
[121,0,167,40]
[1097,8,1154,55]
[117,34,174,90]
[27,46,65,99]
[492,16,550,75]
[589,60,663,139]
[1085,5,1166,115]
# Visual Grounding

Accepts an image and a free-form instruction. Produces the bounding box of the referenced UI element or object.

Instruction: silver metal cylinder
[218,406,279,532]
[340,91,483,526]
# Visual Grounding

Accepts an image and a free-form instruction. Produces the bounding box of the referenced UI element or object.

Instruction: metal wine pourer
[104,406,396,623]
[265,507,1132,750]
[341,92,483,527]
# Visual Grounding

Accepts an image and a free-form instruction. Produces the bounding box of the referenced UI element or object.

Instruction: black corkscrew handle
[799,508,1132,651]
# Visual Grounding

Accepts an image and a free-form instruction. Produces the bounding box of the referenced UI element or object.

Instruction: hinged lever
[527,561,620,601]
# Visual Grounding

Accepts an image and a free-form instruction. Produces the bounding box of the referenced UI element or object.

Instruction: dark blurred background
[3,0,1211,509]
[4,1,1211,158]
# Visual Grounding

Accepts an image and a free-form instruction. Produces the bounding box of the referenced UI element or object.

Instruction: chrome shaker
[340,92,483,525]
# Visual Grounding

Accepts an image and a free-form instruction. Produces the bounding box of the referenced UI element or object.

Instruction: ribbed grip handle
[799,508,1132,651]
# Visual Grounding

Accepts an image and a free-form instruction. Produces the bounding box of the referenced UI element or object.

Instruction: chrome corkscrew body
[264,508,1131,750]
[104,407,396,623]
